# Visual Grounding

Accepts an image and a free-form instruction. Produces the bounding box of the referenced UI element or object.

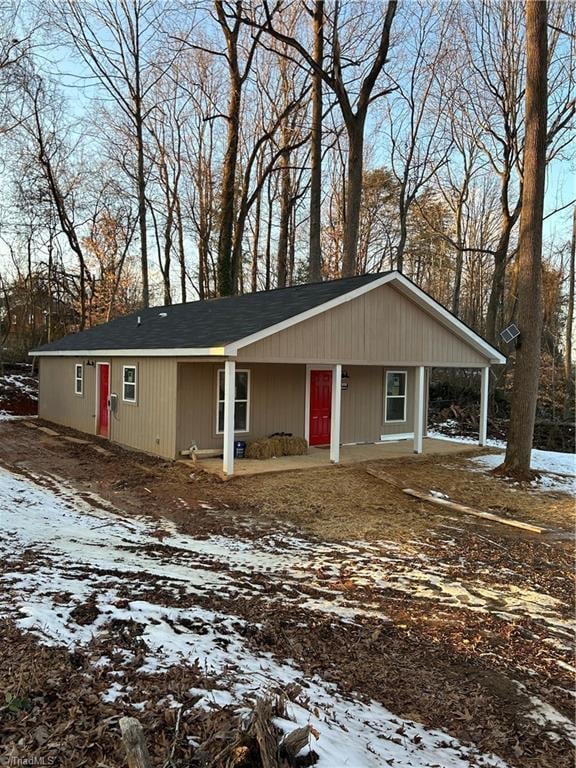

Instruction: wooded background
[0,0,574,422]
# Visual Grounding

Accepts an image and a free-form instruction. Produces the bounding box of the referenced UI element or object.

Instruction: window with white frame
[217,369,250,433]
[123,365,137,403]
[385,371,407,422]
[74,363,83,395]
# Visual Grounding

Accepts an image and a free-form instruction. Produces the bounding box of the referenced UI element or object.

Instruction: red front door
[98,364,110,437]
[309,370,332,446]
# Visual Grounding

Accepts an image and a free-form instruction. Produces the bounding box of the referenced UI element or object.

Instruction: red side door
[309,370,332,446]
[98,364,110,437]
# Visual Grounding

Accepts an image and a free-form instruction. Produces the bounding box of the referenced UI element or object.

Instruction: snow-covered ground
[428,428,575,494]
[0,470,553,768]
[1,465,574,762]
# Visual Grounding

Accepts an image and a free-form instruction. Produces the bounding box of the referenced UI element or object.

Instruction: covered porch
[190,435,483,479]
[217,360,490,477]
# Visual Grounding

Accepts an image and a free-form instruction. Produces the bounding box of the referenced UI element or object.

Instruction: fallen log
[280,725,311,759]
[119,717,152,768]
[402,488,545,534]
[366,467,546,534]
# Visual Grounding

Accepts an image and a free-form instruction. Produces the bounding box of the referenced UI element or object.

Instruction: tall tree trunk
[451,198,465,316]
[265,177,273,290]
[564,207,575,418]
[135,106,149,308]
[342,117,365,277]
[251,186,262,292]
[175,197,187,303]
[217,68,241,296]
[503,0,547,476]
[308,0,324,282]
[485,223,514,344]
[396,193,408,273]
[277,142,291,288]
[289,203,296,284]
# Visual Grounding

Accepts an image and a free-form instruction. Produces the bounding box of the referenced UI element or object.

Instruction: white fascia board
[391,274,506,364]
[29,347,226,358]
[224,272,397,355]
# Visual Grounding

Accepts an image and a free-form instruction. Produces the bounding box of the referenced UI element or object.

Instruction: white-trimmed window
[217,369,250,433]
[123,365,137,403]
[385,371,407,422]
[74,363,83,395]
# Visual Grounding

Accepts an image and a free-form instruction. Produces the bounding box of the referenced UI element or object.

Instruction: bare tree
[307,0,324,281]
[564,207,575,418]
[385,1,454,274]
[23,78,91,329]
[240,0,397,277]
[49,0,179,308]
[205,1,261,296]
[502,0,547,476]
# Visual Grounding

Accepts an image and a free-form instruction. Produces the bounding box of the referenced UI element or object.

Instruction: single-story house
[31,271,505,476]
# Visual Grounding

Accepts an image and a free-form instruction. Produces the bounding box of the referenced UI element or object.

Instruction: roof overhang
[223,271,506,365]
[29,347,227,358]
[29,272,506,365]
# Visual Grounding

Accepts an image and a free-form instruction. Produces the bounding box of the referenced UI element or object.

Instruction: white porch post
[413,365,425,454]
[330,364,342,463]
[222,359,236,476]
[479,366,489,446]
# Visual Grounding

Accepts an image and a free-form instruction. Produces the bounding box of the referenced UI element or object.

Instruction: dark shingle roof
[33,273,389,353]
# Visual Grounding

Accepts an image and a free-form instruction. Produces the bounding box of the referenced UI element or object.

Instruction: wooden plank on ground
[366,466,546,534]
[21,421,39,429]
[402,488,545,534]
[91,444,113,456]
[36,426,60,436]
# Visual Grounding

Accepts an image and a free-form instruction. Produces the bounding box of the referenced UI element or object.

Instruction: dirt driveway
[0,419,574,767]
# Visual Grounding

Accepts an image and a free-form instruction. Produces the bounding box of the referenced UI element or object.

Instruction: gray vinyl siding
[341,366,415,443]
[237,283,488,366]
[176,362,306,452]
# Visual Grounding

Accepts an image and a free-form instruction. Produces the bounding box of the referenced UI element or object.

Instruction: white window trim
[216,368,250,435]
[384,370,407,423]
[122,365,138,404]
[74,363,83,396]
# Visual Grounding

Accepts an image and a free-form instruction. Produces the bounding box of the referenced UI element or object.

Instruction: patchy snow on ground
[0,372,38,399]
[0,412,32,421]
[470,452,575,494]
[0,465,520,767]
[428,426,575,494]
[514,682,576,746]
[428,426,505,449]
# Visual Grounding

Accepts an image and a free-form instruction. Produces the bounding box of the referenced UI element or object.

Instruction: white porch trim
[479,366,490,446]
[330,364,342,463]
[379,432,414,442]
[222,360,236,476]
[413,365,425,454]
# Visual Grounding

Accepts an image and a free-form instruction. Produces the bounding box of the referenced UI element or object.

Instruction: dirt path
[0,419,574,767]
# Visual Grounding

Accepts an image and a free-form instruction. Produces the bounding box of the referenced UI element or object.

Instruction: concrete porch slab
[185,437,482,479]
